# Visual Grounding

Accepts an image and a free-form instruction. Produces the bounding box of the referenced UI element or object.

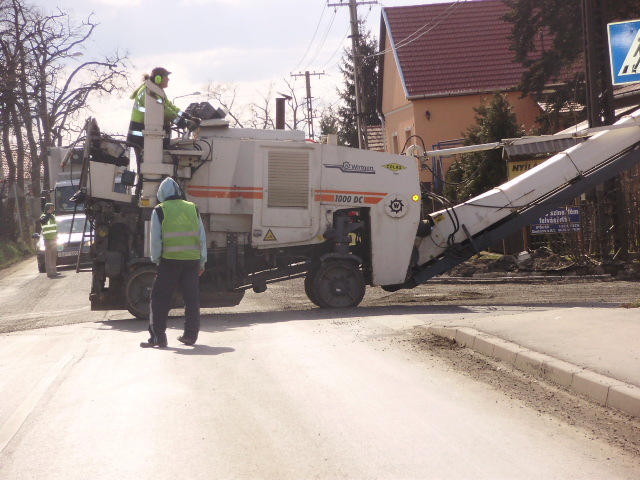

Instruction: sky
[34,0,450,138]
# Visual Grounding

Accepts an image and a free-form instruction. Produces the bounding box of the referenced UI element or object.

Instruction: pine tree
[504,0,640,133]
[318,106,339,137]
[444,93,524,203]
[334,24,380,148]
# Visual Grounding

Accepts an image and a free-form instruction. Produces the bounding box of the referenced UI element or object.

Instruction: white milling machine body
[184,125,422,285]
[82,80,423,318]
[79,78,640,319]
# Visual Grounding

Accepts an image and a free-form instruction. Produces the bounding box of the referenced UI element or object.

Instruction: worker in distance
[39,202,59,278]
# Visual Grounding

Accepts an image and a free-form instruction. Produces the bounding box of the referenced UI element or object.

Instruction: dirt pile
[442,248,640,278]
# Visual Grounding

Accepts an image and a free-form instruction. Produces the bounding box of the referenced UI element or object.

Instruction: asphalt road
[4,256,640,334]
[1,258,640,479]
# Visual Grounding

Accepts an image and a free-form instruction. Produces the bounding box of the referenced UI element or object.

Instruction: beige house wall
[380,34,415,155]
[380,38,409,115]
[380,43,542,183]
[384,105,415,154]
[411,94,541,182]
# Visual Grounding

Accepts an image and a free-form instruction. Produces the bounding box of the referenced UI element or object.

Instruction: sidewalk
[419,306,640,417]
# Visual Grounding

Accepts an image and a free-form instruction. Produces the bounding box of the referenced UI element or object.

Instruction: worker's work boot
[177,335,196,346]
[140,335,168,348]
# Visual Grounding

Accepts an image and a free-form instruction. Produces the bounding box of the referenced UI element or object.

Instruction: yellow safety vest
[41,215,57,240]
[160,200,201,261]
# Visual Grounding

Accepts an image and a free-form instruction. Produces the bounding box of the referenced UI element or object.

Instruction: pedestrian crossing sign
[608,19,640,86]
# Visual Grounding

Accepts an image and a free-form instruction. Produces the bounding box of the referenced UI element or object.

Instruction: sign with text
[530,206,580,235]
[507,159,547,180]
[608,19,640,86]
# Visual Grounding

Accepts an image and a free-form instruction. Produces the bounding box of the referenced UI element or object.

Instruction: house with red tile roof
[377,0,543,184]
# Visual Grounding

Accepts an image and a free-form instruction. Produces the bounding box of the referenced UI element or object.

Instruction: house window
[404,128,413,148]
[392,134,399,154]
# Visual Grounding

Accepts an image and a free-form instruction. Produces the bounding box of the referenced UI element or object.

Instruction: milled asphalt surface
[418,305,640,417]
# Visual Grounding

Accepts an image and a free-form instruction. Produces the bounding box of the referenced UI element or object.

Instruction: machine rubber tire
[311,260,366,309]
[304,269,321,307]
[381,284,403,292]
[92,261,106,293]
[124,264,156,320]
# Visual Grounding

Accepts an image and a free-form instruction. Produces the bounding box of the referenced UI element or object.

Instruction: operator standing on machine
[140,177,207,348]
[127,67,198,158]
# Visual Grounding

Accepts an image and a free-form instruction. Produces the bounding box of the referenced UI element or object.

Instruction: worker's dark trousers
[149,258,201,344]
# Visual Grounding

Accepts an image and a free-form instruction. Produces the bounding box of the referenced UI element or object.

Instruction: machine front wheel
[124,264,156,319]
[311,260,365,309]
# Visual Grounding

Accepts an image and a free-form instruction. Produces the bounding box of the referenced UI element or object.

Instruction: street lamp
[173,91,201,101]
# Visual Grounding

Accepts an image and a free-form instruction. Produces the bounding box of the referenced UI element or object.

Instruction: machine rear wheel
[304,268,321,307]
[125,264,156,319]
[311,260,365,309]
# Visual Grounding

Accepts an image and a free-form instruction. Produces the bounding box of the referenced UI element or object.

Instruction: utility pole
[581,0,615,128]
[581,0,627,261]
[328,0,377,149]
[291,71,325,139]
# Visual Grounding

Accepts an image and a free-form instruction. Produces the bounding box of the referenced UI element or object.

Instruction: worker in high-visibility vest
[140,177,207,348]
[127,67,198,161]
[39,203,59,278]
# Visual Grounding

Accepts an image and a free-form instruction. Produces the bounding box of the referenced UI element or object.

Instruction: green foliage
[0,238,33,269]
[335,23,380,148]
[504,0,640,132]
[318,106,340,140]
[444,93,524,203]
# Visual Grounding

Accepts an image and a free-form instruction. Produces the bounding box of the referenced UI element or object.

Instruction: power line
[318,39,347,72]
[324,4,375,75]
[365,0,464,59]
[394,0,462,49]
[317,7,369,72]
[290,3,332,74]
[327,0,378,149]
[303,9,339,71]
[291,71,327,138]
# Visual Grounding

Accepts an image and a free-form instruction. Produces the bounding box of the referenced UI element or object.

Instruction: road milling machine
[66,77,640,318]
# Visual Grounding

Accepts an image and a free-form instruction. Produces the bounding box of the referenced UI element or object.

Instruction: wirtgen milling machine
[67,78,640,318]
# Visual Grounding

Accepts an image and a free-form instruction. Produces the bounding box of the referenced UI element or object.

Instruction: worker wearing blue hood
[141,177,207,348]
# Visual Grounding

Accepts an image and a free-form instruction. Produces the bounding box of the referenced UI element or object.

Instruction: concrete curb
[421,325,640,418]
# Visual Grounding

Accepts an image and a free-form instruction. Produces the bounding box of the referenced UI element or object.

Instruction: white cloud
[37,0,439,141]
[85,0,142,7]
[178,0,240,5]
[69,0,141,8]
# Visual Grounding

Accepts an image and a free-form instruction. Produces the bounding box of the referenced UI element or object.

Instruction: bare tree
[24,5,129,189]
[201,78,308,133]
[202,82,246,128]
[247,80,309,132]
[281,78,307,133]
[0,0,130,241]
[247,82,276,130]
[0,0,21,239]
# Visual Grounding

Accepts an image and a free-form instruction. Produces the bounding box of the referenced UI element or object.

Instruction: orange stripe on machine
[187,186,263,199]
